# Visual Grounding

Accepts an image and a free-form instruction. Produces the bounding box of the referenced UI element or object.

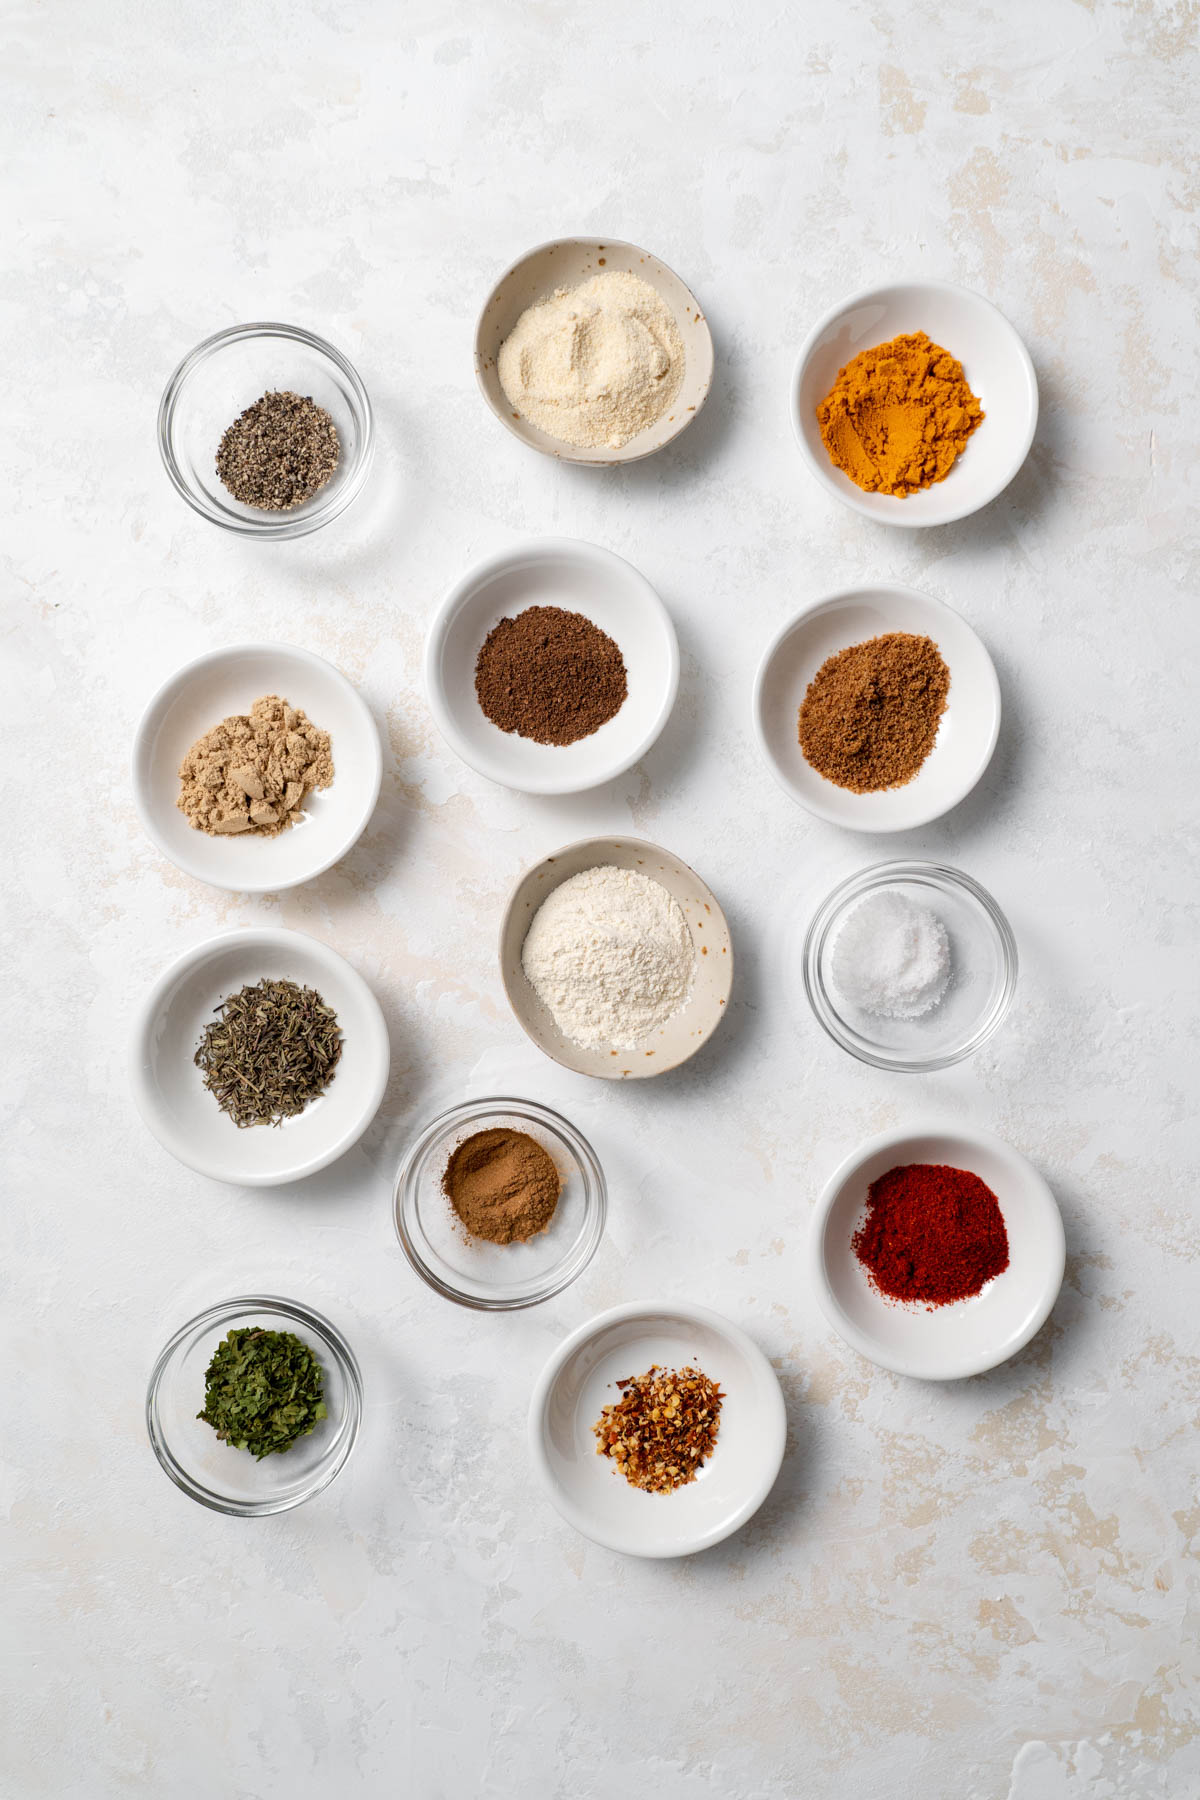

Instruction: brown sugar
[798,633,950,793]
[474,606,627,746]
[441,1127,561,1245]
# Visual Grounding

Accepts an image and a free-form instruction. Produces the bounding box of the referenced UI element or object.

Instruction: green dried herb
[198,1327,327,1460]
[194,977,342,1128]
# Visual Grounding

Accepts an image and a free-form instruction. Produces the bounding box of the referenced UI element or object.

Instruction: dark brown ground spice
[215,390,340,511]
[441,1126,561,1245]
[474,605,628,746]
[592,1364,724,1494]
[798,631,950,793]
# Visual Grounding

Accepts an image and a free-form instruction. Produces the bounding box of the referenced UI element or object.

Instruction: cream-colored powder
[497,271,685,450]
[177,694,334,837]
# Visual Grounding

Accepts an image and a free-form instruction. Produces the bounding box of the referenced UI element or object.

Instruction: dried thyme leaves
[592,1364,724,1494]
[194,978,342,1128]
[197,1327,327,1459]
[215,390,340,511]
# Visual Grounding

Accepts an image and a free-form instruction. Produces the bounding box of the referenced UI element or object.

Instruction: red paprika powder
[852,1162,1009,1307]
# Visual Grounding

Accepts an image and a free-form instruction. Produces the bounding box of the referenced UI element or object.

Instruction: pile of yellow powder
[177,694,334,837]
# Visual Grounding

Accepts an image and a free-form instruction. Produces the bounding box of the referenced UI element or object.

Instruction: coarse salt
[830,889,951,1021]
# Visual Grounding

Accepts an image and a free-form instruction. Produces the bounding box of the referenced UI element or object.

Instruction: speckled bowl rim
[499,835,734,1080]
[473,236,714,466]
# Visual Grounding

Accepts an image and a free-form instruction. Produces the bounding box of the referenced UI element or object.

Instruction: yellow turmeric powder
[816,331,983,497]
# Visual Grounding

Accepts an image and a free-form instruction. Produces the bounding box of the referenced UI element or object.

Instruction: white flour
[521,865,695,1051]
[497,270,685,450]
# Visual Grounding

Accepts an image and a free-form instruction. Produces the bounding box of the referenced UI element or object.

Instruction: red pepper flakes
[592,1364,724,1494]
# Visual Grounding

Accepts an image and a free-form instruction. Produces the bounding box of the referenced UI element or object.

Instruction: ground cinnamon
[474,605,627,746]
[441,1127,561,1245]
[798,632,949,793]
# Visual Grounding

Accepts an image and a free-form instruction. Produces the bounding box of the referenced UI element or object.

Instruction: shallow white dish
[130,927,390,1186]
[499,835,732,1078]
[475,237,713,465]
[752,584,1000,831]
[529,1301,787,1558]
[792,280,1038,527]
[133,643,382,893]
[810,1125,1065,1380]
[425,539,679,796]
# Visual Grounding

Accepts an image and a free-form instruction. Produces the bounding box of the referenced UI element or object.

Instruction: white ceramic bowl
[753,584,1000,831]
[133,644,382,893]
[425,539,679,795]
[475,237,713,465]
[529,1301,787,1557]
[499,836,733,1079]
[130,927,390,1186]
[810,1125,1065,1380]
[792,280,1038,527]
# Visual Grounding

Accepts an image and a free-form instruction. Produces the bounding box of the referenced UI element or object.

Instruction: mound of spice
[831,889,951,1019]
[593,1364,724,1494]
[798,632,949,793]
[177,694,334,837]
[497,269,685,451]
[197,1326,326,1460]
[215,389,340,511]
[474,605,628,746]
[441,1126,561,1245]
[852,1162,1010,1307]
[816,331,983,497]
[194,977,342,1128]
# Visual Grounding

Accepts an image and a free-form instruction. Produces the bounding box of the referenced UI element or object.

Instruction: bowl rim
[750,581,1002,831]
[802,859,1018,1071]
[392,1095,607,1310]
[527,1298,788,1557]
[790,278,1038,528]
[145,1292,363,1515]
[498,833,734,1080]
[423,535,681,795]
[128,924,391,1186]
[808,1124,1066,1380]
[131,640,384,893]
[473,235,714,466]
[157,319,375,538]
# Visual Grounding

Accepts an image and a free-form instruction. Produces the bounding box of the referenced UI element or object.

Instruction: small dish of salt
[801,861,1017,1072]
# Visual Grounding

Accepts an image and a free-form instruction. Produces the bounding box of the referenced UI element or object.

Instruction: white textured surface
[4,3,1197,1796]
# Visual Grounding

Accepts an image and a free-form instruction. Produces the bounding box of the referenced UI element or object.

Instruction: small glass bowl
[394,1097,607,1310]
[146,1295,363,1515]
[803,861,1017,1071]
[158,322,374,538]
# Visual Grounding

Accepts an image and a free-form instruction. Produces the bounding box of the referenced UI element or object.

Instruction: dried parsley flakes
[194,977,342,1128]
[198,1327,327,1460]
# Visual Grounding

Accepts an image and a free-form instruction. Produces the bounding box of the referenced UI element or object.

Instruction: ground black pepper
[215,389,340,511]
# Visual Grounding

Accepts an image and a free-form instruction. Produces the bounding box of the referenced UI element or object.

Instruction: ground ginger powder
[177,694,334,836]
[816,331,983,497]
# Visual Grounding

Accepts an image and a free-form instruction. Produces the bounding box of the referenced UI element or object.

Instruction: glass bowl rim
[802,859,1018,1072]
[157,320,375,538]
[145,1292,363,1516]
[393,1095,607,1310]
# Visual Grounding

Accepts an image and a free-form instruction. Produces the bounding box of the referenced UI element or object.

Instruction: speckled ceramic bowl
[499,836,733,1079]
[474,238,714,465]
